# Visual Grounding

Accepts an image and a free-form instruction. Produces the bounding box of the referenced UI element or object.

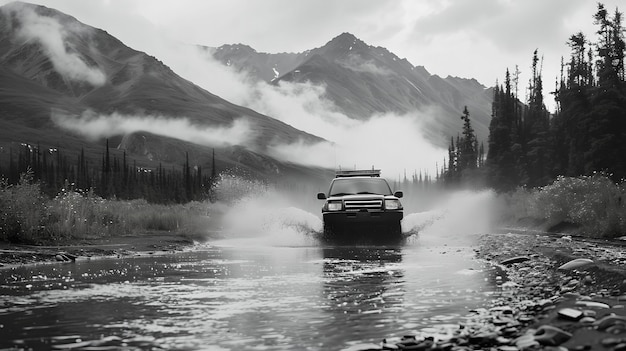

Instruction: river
[0,191,503,350]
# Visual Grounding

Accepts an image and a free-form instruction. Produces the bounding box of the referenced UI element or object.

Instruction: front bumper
[322,210,403,225]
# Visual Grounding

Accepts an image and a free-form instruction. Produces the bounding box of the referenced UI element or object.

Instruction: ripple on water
[0,242,501,350]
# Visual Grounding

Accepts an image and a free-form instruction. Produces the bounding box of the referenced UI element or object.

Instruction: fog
[6,1,448,179]
[151,43,447,179]
[51,110,254,148]
[3,3,106,86]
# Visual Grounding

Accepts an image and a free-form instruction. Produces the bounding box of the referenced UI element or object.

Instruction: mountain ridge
[210,31,493,147]
[0,1,331,182]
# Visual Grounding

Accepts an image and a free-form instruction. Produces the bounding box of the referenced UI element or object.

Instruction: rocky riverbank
[355,231,626,351]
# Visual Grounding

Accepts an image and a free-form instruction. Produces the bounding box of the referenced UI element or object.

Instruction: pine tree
[458,106,477,172]
[523,49,552,187]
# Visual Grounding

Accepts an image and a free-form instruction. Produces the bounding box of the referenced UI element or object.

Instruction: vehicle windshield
[329,178,393,196]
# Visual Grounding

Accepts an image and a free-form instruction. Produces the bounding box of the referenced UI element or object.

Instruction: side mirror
[317,192,327,200]
[394,191,403,198]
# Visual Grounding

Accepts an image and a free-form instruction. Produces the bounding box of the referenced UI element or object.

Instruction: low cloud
[2,3,106,86]
[146,43,447,178]
[267,112,446,178]
[339,55,393,75]
[51,110,253,147]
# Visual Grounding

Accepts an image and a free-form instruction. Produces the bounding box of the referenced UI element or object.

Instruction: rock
[557,258,594,271]
[493,317,516,326]
[607,324,626,334]
[601,337,624,347]
[514,334,539,350]
[55,254,66,262]
[579,316,596,325]
[594,314,626,331]
[533,325,572,346]
[497,346,519,351]
[343,343,381,351]
[382,342,400,350]
[583,310,597,317]
[558,307,583,320]
[496,336,512,345]
[501,256,531,265]
[469,332,499,346]
[63,253,78,261]
[575,300,610,309]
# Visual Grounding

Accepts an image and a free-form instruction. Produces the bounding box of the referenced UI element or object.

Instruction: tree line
[444,3,626,192]
[0,140,217,203]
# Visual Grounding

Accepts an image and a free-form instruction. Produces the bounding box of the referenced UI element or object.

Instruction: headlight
[385,199,402,210]
[327,201,342,211]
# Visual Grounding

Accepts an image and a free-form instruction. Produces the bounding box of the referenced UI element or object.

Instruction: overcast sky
[2,0,623,98]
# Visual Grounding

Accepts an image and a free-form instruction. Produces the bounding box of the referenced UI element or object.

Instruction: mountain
[0,1,329,181]
[209,32,493,147]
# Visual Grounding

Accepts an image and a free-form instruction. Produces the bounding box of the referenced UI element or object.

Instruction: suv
[317,170,403,243]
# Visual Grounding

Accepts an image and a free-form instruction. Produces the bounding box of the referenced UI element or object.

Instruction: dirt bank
[0,231,198,268]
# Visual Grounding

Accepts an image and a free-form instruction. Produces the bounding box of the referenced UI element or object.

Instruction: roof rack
[335,169,381,178]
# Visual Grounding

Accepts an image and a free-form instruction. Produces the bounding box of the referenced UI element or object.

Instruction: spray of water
[208,173,498,248]
[209,174,323,247]
[402,189,497,247]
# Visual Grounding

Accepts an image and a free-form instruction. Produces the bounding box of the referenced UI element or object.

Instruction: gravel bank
[353,231,626,351]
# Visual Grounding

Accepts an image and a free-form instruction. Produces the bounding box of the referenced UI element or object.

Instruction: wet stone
[501,256,531,265]
[607,324,626,335]
[601,337,624,347]
[383,342,400,350]
[583,310,597,318]
[496,336,512,345]
[558,258,594,271]
[468,332,499,346]
[558,307,583,320]
[576,300,611,309]
[514,334,539,350]
[579,316,597,325]
[533,325,572,346]
[594,314,626,331]
[497,346,519,351]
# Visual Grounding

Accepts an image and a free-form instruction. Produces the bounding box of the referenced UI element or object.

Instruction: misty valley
[3,1,626,350]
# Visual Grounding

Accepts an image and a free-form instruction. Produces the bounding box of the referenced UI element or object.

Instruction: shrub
[500,174,626,238]
[0,172,216,244]
[0,171,48,243]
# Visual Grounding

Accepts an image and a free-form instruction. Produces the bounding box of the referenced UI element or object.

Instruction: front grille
[344,199,383,210]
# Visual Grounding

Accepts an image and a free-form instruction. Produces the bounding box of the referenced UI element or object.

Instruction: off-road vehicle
[316,169,403,243]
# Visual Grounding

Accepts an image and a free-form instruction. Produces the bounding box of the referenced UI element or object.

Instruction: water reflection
[320,247,406,346]
[0,239,498,350]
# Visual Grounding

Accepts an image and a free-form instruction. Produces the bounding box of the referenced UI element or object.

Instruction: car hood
[327,194,398,201]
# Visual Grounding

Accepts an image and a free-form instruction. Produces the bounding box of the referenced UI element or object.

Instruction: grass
[500,174,626,238]
[0,171,214,244]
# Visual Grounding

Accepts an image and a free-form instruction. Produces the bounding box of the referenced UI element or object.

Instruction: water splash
[210,174,497,248]
[402,190,497,245]
[211,175,323,247]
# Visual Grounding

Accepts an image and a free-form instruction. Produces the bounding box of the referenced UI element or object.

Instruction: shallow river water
[0,236,502,351]
[0,191,503,350]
